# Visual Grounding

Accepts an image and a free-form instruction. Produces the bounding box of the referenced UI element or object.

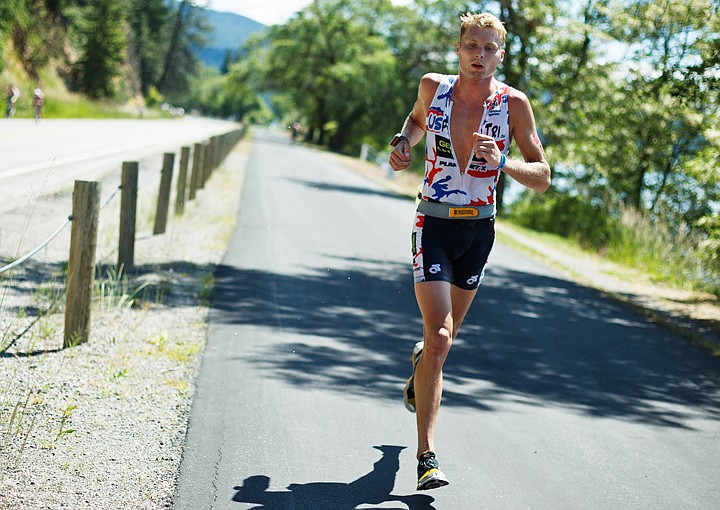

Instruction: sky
[206,0,411,26]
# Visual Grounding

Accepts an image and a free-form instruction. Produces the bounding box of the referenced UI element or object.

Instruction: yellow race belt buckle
[449,207,479,218]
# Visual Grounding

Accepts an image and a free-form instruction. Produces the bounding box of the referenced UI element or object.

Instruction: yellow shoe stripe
[419,468,439,482]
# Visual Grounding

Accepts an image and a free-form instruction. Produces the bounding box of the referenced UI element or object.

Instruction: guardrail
[0,127,245,348]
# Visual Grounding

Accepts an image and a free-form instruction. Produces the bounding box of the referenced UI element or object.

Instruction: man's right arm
[389,73,442,171]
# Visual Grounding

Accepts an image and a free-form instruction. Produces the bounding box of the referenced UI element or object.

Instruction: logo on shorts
[466,275,479,286]
[429,264,442,274]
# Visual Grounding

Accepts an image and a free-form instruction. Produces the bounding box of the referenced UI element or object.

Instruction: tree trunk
[157,0,188,94]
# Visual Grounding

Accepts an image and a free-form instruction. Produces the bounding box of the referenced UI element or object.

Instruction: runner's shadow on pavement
[231,445,435,510]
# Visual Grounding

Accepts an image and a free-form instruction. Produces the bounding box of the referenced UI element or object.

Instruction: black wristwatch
[390,133,409,147]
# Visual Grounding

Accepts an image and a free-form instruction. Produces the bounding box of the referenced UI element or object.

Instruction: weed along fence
[0,127,245,349]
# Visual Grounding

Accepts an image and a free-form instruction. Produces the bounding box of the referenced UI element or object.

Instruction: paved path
[174,129,720,510]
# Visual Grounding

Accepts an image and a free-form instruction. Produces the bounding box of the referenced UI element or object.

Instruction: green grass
[94,266,150,314]
[507,194,720,298]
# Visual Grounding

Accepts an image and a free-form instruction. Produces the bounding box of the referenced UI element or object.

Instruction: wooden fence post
[64,180,101,348]
[201,142,211,188]
[189,143,204,200]
[153,152,175,235]
[210,135,219,171]
[118,162,138,274]
[175,146,190,214]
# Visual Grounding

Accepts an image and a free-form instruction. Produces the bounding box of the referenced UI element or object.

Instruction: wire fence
[0,185,125,276]
[0,216,72,275]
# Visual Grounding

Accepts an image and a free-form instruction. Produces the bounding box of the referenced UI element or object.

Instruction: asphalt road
[0,117,236,216]
[0,117,237,262]
[174,129,720,510]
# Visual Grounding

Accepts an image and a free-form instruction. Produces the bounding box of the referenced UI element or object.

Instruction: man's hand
[473,132,502,168]
[389,139,412,171]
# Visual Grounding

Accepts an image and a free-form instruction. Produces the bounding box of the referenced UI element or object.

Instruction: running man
[388,12,551,491]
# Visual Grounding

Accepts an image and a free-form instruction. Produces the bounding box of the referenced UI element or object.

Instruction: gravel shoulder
[0,134,250,509]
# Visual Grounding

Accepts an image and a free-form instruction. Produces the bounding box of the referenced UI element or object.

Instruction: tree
[0,0,22,46]
[259,0,427,151]
[8,0,66,78]
[156,0,211,98]
[127,0,171,95]
[220,49,236,75]
[73,0,127,99]
[595,0,718,218]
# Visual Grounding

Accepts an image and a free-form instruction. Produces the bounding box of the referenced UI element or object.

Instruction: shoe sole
[402,375,415,412]
[402,342,423,413]
[417,469,449,491]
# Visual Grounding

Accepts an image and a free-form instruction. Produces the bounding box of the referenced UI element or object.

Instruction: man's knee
[424,327,453,360]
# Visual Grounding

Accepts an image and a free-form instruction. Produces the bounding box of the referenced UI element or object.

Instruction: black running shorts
[411,212,495,290]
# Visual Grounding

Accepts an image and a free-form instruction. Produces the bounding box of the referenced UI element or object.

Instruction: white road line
[0,139,169,179]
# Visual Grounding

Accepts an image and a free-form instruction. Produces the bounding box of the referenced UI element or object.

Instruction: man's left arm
[505,92,551,192]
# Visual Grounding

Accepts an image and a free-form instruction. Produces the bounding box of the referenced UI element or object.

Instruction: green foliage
[94,266,150,313]
[7,0,65,78]
[155,0,211,99]
[508,187,615,250]
[145,86,164,107]
[0,0,22,72]
[73,0,128,99]
[696,213,720,295]
[56,404,76,441]
[127,0,171,95]
[508,191,716,295]
[258,0,417,151]
[2,0,206,103]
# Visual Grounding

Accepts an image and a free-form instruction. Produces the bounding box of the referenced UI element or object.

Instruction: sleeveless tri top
[422,75,510,209]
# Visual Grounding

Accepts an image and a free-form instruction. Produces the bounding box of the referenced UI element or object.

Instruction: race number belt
[417,199,495,220]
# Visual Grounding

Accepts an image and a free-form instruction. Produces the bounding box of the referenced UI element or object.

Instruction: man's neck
[454,74,498,105]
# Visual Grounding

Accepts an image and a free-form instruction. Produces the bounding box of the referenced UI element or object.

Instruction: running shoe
[416,451,449,491]
[402,341,424,413]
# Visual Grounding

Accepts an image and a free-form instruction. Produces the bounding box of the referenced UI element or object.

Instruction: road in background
[0,117,237,262]
[174,129,720,509]
[0,117,237,214]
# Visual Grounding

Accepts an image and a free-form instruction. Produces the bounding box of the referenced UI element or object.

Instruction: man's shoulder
[420,73,450,87]
[504,85,531,105]
[419,73,454,100]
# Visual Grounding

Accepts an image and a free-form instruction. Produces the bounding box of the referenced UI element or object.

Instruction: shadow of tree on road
[286,177,410,203]
[212,253,720,430]
[231,445,435,510]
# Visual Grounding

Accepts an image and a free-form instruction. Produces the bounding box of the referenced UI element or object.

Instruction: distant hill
[198,9,266,70]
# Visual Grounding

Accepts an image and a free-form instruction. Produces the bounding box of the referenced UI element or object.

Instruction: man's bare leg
[413,281,477,458]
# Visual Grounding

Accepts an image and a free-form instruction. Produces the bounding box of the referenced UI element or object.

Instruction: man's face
[456,25,505,80]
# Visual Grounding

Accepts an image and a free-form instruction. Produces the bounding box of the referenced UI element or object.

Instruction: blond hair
[460,12,507,46]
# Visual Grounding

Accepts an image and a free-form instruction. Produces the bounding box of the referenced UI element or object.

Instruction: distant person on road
[388,12,551,491]
[33,88,44,122]
[289,121,301,143]
[5,85,20,118]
